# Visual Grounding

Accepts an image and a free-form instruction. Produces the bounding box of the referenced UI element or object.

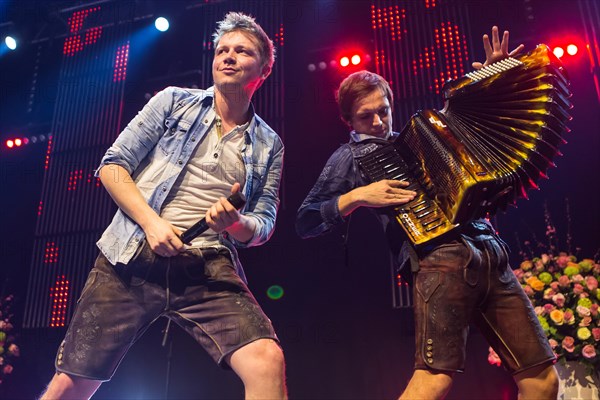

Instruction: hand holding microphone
[180,191,247,245]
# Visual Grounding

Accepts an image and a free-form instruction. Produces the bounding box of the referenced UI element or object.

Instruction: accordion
[358,44,572,247]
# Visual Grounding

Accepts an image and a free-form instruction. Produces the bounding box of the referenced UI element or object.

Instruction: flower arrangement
[0,295,19,385]
[488,252,600,370]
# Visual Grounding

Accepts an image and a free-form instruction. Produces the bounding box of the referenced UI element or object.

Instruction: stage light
[318,61,327,70]
[340,56,350,67]
[567,44,578,56]
[14,138,22,147]
[4,36,17,50]
[267,285,284,300]
[351,54,361,65]
[6,140,14,148]
[553,46,564,58]
[154,17,169,32]
[307,63,316,72]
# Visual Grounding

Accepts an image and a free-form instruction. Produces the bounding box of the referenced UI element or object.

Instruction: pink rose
[557,255,570,268]
[543,303,556,314]
[577,305,591,317]
[564,310,575,324]
[592,328,600,341]
[524,286,534,296]
[573,274,584,284]
[594,264,600,274]
[2,365,12,374]
[541,254,550,265]
[552,293,566,308]
[591,304,599,317]
[548,338,559,349]
[586,276,599,291]
[534,306,544,316]
[580,316,592,327]
[558,275,570,287]
[550,282,560,291]
[513,269,524,280]
[582,344,597,359]
[573,283,585,295]
[7,344,19,357]
[543,288,556,300]
[562,336,575,352]
[535,260,545,272]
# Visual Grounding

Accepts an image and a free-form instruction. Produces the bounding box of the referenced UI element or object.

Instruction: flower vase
[555,360,600,400]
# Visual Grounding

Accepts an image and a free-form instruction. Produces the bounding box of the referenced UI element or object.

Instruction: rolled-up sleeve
[296,145,357,238]
[229,136,285,248]
[95,87,176,176]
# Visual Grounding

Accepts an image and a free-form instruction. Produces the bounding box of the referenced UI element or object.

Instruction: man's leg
[399,369,453,400]
[513,363,558,400]
[40,373,101,400]
[226,338,287,400]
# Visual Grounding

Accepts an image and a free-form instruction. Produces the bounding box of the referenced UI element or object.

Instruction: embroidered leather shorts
[413,235,555,374]
[55,242,278,381]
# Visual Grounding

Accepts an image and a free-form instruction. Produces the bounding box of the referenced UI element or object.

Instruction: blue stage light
[154,17,169,32]
[5,36,17,50]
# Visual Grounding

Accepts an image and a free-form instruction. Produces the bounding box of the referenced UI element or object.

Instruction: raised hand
[472,26,524,70]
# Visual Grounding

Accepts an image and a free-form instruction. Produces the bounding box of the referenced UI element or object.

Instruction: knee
[230,339,285,378]
[544,366,559,396]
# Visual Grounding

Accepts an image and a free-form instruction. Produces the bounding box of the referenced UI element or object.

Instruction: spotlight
[340,56,350,67]
[318,61,327,70]
[6,140,14,148]
[351,54,361,65]
[14,138,22,147]
[567,44,578,56]
[155,17,170,32]
[5,36,17,50]
[553,46,564,58]
[307,63,316,72]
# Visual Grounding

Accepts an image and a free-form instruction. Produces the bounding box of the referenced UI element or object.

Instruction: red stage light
[351,54,361,65]
[553,47,565,58]
[567,44,578,56]
[6,140,14,148]
[340,56,350,67]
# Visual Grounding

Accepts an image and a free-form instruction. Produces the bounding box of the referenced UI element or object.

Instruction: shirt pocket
[158,118,191,156]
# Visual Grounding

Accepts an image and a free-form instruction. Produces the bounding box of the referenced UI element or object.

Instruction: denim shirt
[96,86,284,283]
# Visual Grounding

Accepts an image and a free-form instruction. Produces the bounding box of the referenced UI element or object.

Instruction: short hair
[336,70,394,123]
[212,12,276,69]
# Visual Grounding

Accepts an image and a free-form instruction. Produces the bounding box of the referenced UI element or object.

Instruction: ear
[260,65,272,80]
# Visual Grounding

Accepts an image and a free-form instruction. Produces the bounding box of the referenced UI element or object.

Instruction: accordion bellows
[358,44,572,247]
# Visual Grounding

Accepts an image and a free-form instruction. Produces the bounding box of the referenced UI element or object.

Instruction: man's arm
[296,145,415,238]
[338,179,416,217]
[99,164,185,256]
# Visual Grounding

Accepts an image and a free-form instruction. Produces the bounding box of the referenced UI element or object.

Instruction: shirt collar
[204,86,258,144]
[349,130,394,143]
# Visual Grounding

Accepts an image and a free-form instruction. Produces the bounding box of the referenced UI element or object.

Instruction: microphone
[180,191,247,245]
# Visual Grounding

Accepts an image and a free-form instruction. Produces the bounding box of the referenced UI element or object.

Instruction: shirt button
[191,138,195,142]
[177,160,183,165]
[204,119,209,123]
[213,153,218,158]
[162,187,167,192]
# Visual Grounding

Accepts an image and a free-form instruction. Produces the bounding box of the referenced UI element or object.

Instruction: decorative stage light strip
[371,4,406,41]
[274,23,284,46]
[113,42,130,82]
[67,169,84,191]
[44,135,53,170]
[44,241,59,264]
[49,275,70,328]
[63,7,102,56]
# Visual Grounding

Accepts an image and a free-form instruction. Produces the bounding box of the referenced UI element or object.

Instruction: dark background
[0,0,598,398]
